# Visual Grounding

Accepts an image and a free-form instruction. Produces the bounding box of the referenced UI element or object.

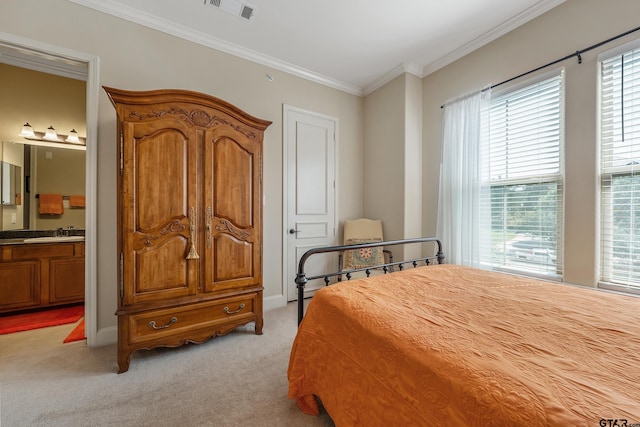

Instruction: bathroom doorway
[0,33,99,346]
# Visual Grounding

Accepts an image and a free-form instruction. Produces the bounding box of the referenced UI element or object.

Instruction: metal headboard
[294,237,445,324]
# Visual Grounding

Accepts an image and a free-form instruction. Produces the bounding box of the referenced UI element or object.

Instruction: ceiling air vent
[240,5,254,20]
[206,0,256,21]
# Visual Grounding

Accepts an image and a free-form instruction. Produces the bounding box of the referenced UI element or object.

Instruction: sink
[22,236,85,243]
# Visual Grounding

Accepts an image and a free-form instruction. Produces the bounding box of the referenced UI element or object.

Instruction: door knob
[289,228,300,234]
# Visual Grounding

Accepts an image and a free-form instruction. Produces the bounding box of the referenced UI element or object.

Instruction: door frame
[0,32,100,346]
[281,104,338,304]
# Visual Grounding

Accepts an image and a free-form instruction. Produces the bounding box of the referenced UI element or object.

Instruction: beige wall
[0,0,364,337]
[0,64,86,231]
[421,0,640,287]
[363,73,423,260]
[404,73,423,259]
[363,75,405,241]
[4,0,634,342]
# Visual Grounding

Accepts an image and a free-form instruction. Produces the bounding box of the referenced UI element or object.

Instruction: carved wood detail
[140,220,186,246]
[128,108,257,140]
[215,218,250,241]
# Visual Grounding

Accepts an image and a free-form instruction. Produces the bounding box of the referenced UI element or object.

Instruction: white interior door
[283,105,337,301]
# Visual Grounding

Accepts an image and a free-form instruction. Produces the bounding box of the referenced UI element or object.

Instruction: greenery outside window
[480,72,564,279]
[600,42,640,294]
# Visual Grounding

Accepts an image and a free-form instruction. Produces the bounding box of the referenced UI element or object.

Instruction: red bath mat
[0,305,84,335]
[63,318,86,343]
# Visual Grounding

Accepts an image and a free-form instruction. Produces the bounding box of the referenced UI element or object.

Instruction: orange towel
[39,194,64,215]
[69,195,86,208]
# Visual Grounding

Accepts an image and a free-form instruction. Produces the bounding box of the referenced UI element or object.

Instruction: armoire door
[121,119,200,306]
[202,128,262,293]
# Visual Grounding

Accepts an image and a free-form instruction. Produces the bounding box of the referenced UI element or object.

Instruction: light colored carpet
[0,302,334,427]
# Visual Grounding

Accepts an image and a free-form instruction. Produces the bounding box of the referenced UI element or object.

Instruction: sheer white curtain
[437,89,491,266]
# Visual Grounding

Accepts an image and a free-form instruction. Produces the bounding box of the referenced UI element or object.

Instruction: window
[480,73,564,279]
[600,43,640,294]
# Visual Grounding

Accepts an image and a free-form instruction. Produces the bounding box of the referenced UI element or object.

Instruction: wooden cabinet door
[0,260,40,311]
[202,128,262,293]
[49,257,84,304]
[121,119,199,306]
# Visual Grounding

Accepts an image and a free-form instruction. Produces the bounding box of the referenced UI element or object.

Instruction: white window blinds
[480,73,564,279]
[600,45,640,294]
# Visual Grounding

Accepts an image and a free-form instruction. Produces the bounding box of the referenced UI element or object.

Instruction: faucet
[55,227,73,237]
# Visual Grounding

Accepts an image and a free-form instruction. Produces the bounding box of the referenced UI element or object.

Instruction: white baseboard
[264,294,288,311]
[92,326,117,347]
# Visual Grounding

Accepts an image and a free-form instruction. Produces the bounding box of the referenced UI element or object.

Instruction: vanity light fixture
[43,125,59,141]
[19,123,36,138]
[18,123,86,150]
[65,129,80,144]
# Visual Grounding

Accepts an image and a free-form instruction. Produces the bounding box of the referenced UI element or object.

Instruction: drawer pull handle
[223,303,245,315]
[148,317,177,330]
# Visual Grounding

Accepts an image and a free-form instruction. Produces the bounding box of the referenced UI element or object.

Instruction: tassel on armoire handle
[186,206,200,260]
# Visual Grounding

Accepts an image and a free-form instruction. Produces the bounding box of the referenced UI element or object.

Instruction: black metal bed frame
[295,237,445,324]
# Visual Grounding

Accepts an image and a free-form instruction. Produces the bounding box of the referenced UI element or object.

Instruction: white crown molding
[0,36,89,80]
[68,0,565,97]
[363,62,422,96]
[0,50,87,81]
[68,0,363,96]
[352,0,566,96]
[421,0,566,77]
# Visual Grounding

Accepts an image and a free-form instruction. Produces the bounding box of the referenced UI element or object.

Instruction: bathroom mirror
[1,161,21,205]
[1,142,85,231]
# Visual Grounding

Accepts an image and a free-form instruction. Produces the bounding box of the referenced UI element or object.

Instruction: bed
[287,238,640,426]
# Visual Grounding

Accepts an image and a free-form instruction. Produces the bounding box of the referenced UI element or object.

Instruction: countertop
[0,231,85,246]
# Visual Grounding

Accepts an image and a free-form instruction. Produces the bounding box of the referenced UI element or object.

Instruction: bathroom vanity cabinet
[0,241,85,314]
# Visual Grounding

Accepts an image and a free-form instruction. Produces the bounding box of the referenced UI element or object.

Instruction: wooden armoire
[104,87,271,373]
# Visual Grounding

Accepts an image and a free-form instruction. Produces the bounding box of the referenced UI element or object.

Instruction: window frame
[598,37,640,295]
[480,69,566,282]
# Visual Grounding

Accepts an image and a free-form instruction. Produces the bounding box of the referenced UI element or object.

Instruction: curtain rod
[441,24,640,109]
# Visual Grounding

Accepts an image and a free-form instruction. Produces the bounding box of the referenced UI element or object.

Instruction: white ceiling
[69,0,565,95]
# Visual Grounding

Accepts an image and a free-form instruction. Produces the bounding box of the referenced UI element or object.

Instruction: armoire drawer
[126,295,257,345]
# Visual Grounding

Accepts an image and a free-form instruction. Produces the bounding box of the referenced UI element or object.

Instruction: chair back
[342,218,385,269]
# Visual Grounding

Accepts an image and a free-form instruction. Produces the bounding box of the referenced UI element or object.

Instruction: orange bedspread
[287,264,640,426]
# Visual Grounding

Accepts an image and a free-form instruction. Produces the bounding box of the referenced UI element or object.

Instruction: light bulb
[43,126,59,141]
[66,129,81,144]
[20,123,36,138]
